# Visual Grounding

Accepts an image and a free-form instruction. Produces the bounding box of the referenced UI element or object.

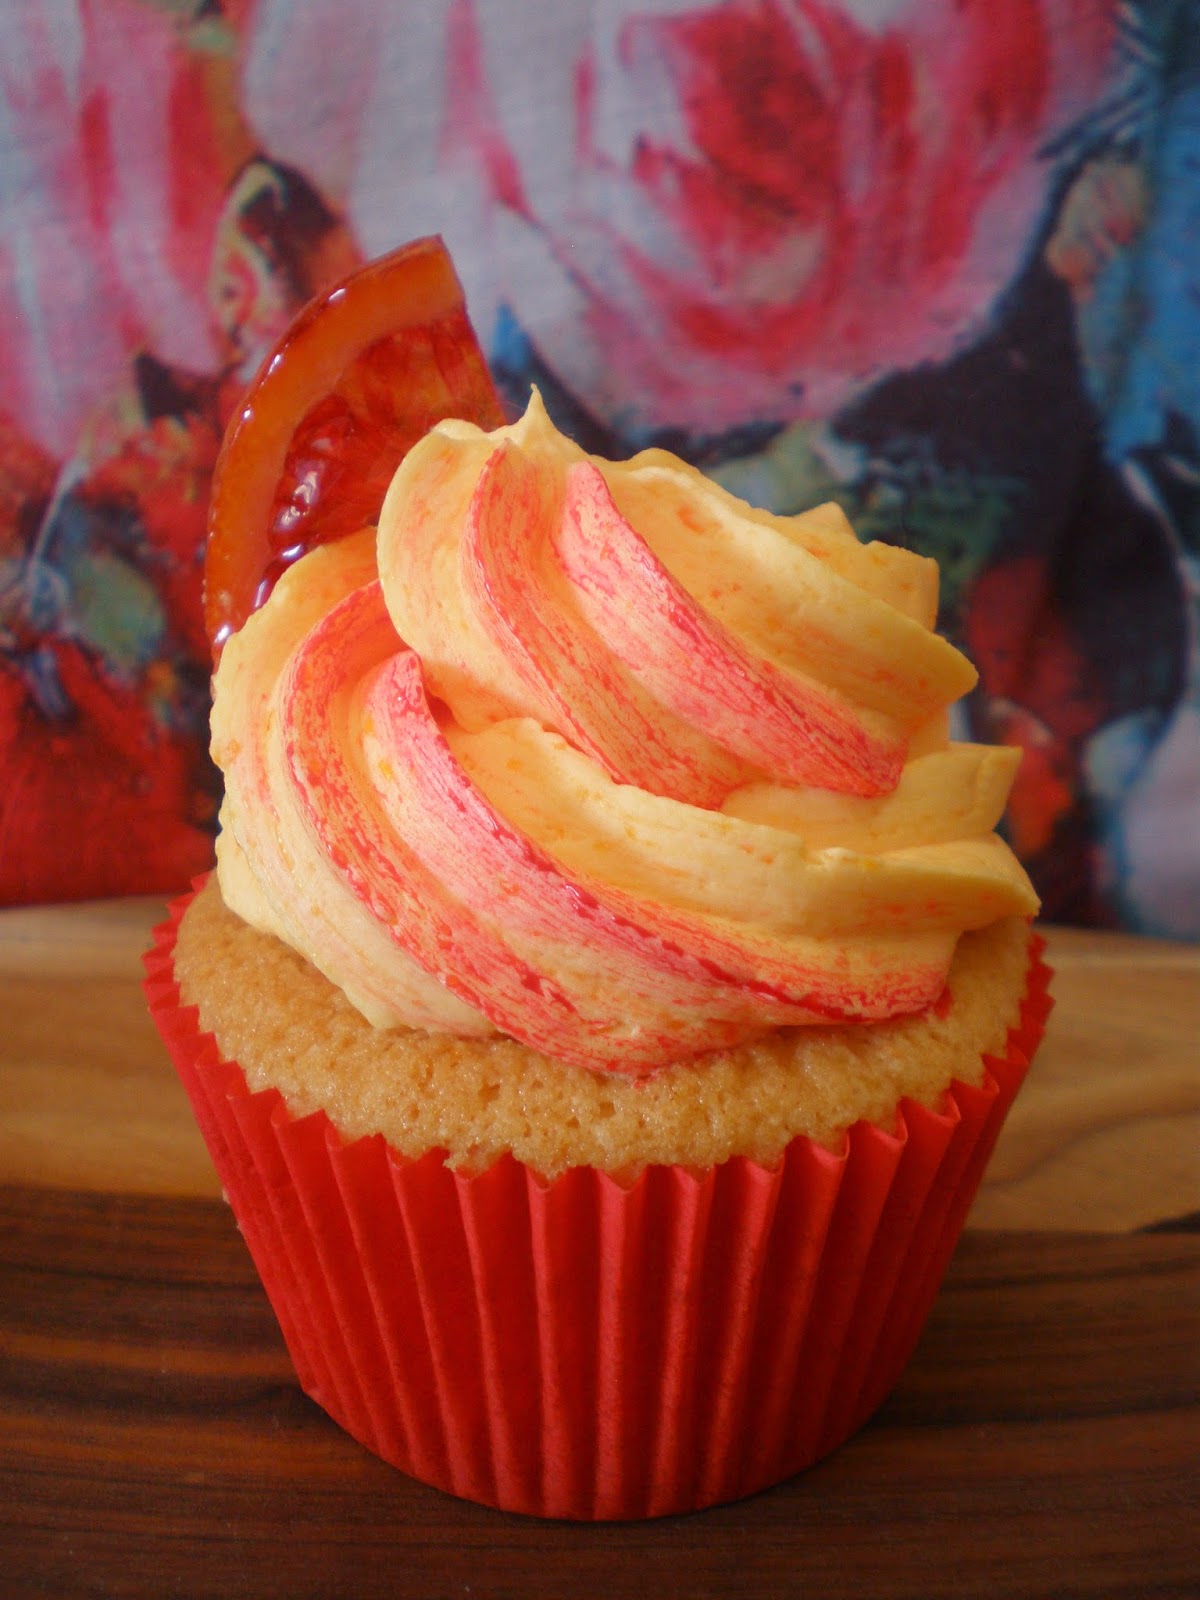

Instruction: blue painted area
[1081,71,1200,467]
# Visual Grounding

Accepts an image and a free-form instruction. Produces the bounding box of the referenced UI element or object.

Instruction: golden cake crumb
[174,874,1033,1179]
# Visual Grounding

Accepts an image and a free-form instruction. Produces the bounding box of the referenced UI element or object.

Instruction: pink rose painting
[0,0,231,457]
[243,0,1117,433]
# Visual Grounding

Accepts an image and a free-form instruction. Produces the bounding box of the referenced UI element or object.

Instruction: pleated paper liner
[145,890,1052,1520]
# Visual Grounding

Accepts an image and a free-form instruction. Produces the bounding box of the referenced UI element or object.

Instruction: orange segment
[205,236,506,657]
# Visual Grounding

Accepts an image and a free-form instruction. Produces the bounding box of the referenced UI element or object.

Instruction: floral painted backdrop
[2,0,1197,935]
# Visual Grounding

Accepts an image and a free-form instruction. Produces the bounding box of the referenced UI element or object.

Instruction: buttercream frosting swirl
[212,392,1038,1073]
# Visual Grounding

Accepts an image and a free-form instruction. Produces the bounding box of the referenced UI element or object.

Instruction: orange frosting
[212,393,1038,1073]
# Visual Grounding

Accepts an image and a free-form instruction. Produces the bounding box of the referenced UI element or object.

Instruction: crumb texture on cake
[174,875,1032,1179]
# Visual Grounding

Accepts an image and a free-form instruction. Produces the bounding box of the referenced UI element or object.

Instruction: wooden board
[2,1186,1196,1600]
[2,899,1198,1595]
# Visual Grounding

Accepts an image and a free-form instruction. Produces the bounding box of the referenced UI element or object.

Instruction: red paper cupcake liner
[144,890,1052,1520]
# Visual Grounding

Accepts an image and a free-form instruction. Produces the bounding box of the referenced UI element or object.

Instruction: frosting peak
[213,392,1037,1073]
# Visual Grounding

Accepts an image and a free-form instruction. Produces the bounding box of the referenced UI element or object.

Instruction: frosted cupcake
[147,371,1048,1520]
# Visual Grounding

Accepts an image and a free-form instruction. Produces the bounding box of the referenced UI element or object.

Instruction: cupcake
[145,241,1049,1520]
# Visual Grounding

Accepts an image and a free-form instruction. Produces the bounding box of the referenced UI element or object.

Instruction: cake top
[175,874,1035,1176]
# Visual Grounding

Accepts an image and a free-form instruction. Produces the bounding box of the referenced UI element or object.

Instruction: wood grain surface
[1,897,1198,1597]
[2,1185,1196,1600]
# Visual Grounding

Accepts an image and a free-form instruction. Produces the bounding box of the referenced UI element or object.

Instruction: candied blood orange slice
[205,235,505,656]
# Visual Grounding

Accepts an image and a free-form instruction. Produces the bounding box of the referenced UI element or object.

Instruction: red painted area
[442,0,531,217]
[79,89,115,239]
[504,0,1120,430]
[164,56,232,319]
[967,556,1103,858]
[0,644,214,904]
